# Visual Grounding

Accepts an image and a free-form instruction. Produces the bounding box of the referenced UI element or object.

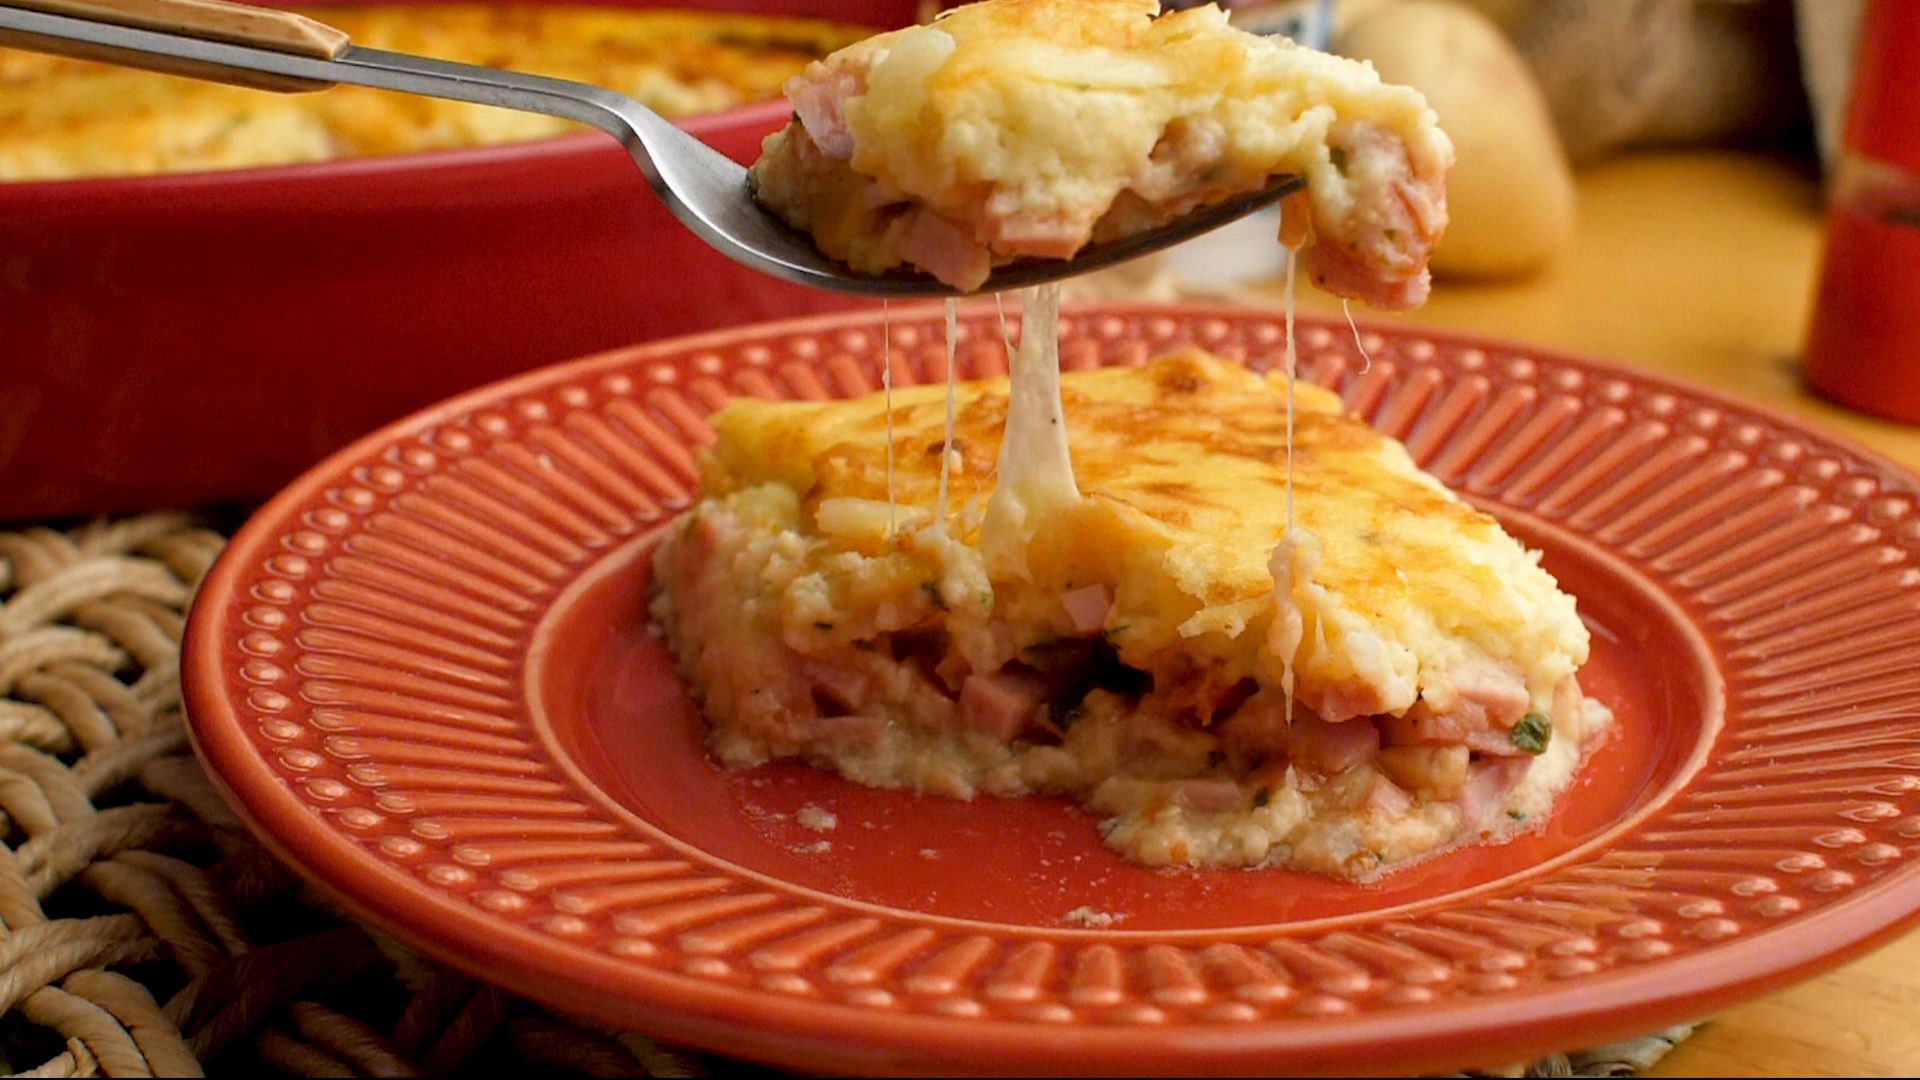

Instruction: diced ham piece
[1162,777,1245,814]
[1288,713,1380,775]
[987,213,1089,260]
[785,65,866,160]
[958,670,1049,742]
[1456,757,1532,829]
[1446,662,1532,726]
[1221,692,1289,753]
[1376,711,1439,747]
[1382,713,1531,757]
[1361,775,1414,817]
[801,713,886,749]
[1306,680,1394,724]
[896,208,993,292]
[1059,584,1113,634]
[1379,662,1534,755]
[1303,120,1449,312]
[1464,729,1530,757]
[799,658,872,714]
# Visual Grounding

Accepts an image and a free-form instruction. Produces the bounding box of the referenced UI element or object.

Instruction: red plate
[183,305,1920,1076]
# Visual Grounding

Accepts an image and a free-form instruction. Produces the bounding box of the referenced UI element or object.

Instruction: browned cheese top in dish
[0,5,867,181]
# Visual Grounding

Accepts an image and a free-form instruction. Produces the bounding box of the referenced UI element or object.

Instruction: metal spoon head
[635,117,1305,299]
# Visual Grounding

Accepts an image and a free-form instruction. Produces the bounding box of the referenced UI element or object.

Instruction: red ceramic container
[1801,0,1920,424]
[0,0,917,522]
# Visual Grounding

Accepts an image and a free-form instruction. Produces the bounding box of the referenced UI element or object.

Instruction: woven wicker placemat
[0,513,1694,1078]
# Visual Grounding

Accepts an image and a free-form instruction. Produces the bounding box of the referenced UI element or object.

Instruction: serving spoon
[0,0,1305,298]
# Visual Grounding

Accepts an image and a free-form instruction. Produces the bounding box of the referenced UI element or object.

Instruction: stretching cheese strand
[994,292,1018,365]
[1343,298,1373,374]
[1274,233,1302,734]
[882,299,897,538]
[981,283,1077,577]
[939,298,958,523]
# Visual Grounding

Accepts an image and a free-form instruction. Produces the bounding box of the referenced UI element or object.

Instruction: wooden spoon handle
[0,0,348,91]
[9,0,346,55]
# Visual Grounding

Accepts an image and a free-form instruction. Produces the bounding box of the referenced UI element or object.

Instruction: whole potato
[1337,0,1576,279]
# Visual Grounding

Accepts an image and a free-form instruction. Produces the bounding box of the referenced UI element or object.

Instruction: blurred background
[1115,0,1918,472]
[1164,0,1842,287]
[1113,0,1873,346]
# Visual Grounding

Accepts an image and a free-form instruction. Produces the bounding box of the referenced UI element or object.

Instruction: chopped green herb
[1507,810,1528,822]
[1510,713,1552,754]
[920,582,948,611]
[1330,146,1348,176]
[978,590,994,611]
[1252,787,1271,809]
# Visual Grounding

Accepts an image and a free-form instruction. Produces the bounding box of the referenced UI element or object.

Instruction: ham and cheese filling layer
[748,0,1453,308]
[651,351,1610,877]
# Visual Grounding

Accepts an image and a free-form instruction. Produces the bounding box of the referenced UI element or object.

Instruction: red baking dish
[0,0,917,521]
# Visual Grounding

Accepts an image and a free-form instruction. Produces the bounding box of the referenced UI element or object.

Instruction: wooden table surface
[1281,150,1920,1079]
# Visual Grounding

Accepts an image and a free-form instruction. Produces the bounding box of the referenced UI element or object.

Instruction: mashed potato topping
[653,352,1610,877]
[749,0,1454,307]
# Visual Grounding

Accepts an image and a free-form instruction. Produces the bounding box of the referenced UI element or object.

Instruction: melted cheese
[939,299,960,522]
[1342,299,1374,373]
[1277,237,1301,726]
[882,299,897,538]
[701,350,1589,718]
[980,284,1078,579]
